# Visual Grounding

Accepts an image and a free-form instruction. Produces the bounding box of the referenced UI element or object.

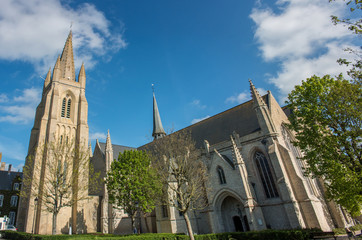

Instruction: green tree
[21,136,99,235]
[148,131,208,240]
[286,74,362,216]
[106,150,160,233]
[330,0,361,81]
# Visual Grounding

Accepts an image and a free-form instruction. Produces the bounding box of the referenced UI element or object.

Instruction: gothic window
[0,195,3,207]
[61,98,66,117]
[10,195,18,207]
[66,99,71,118]
[161,205,168,218]
[217,166,226,184]
[254,151,279,198]
[13,183,19,191]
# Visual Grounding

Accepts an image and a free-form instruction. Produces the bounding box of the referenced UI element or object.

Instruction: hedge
[0,229,335,240]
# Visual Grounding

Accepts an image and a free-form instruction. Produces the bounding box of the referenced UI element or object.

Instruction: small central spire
[152,88,166,140]
[60,31,75,81]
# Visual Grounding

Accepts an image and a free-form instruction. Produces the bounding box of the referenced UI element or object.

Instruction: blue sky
[0,0,358,170]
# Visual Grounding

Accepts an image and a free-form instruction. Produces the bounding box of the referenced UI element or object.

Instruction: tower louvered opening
[61,98,66,117]
[67,99,71,118]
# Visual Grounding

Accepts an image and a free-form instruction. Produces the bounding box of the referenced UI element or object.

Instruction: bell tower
[17,31,89,235]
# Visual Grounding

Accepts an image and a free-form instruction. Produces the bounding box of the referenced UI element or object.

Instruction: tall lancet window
[217,166,226,184]
[61,98,66,117]
[254,151,279,198]
[66,99,71,118]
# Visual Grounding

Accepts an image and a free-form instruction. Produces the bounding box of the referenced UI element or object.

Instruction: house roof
[0,171,22,191]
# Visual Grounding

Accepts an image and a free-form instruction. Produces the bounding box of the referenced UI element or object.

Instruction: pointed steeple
[105,130,113,171]
[105,129,113,151]
[78,62,86,88]
[249,79,266,108]
[60,31,75,81]
[152,92,166,140]
[43,67,51,89]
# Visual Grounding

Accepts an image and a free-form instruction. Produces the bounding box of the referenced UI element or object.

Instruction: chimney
[8,164,12,173]
[0,162,5,171]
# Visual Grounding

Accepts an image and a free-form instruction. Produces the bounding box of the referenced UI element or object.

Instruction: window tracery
[254,151,279,198]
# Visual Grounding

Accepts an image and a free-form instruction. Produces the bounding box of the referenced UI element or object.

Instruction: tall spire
[152,92,166,140]
[60,31,75,81]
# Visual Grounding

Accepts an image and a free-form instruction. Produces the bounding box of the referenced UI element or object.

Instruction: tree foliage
[330,0,361,81]
[106,150,161,233]
[330,0,361,34]
[286,74,362,216]
[21,136,99,235]
[148,131,208,240]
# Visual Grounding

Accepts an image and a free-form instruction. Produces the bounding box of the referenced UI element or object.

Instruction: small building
[0,153,23,227]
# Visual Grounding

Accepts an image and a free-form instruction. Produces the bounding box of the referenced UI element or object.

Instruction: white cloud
[0,87,41,124]
[190,99,206,109]
[0,93,8,103]
[257,88,267,96]
[0,0,127,73]
[89,132,107,141]
[226,91,250,104]
[191,115,210,124]
[250,0,356,97]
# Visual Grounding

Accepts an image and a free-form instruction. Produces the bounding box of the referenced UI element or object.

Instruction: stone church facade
[18,32,352,235]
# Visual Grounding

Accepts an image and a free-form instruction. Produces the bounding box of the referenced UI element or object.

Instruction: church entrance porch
[219,195,249,232]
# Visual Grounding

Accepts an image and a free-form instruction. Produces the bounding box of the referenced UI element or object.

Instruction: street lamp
[31,197,38,234]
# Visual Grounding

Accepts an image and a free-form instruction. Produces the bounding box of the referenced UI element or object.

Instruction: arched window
[61,98,66,117]
[217,166,226,184]
[254,151,279,198]
[66,99,71,118]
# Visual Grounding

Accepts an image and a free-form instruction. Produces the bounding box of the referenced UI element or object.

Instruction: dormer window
[13,183,19,191]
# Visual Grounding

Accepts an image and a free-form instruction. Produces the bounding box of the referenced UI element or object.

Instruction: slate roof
[186,98,261,148]
[142,96,268,150]
[0,171,22,191]
[98,142,135,159]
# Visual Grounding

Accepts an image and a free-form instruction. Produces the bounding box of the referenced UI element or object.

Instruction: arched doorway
[233,216,243,232]
[220,196,249,232]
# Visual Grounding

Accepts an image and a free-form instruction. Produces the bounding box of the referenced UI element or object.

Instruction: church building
[18,32,353,235]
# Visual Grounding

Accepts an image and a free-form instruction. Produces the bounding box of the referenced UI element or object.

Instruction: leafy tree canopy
[106,150,161,231]
[286,74,362,216]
